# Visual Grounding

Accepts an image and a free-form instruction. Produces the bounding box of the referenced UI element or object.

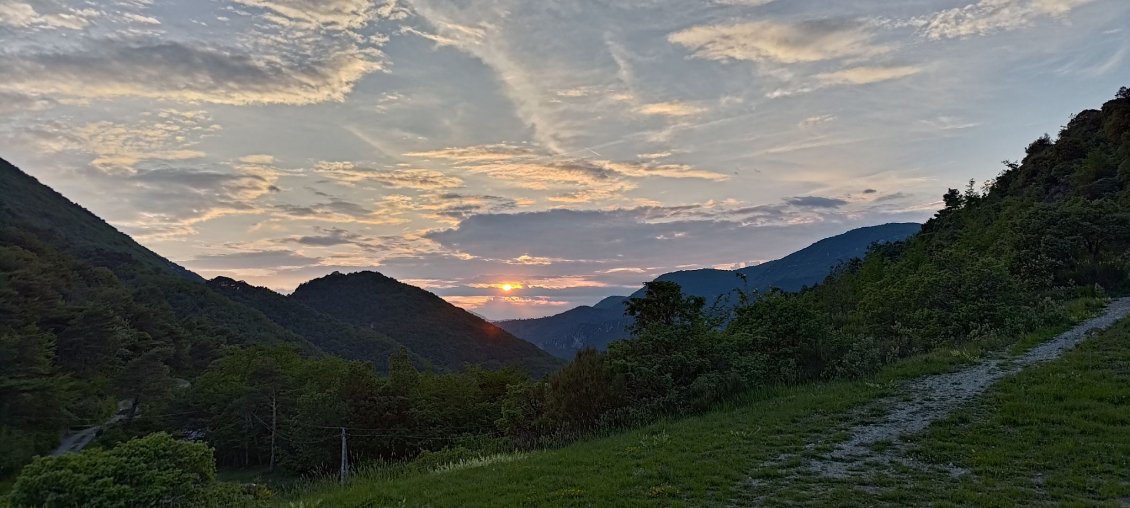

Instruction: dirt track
[807,297,1130,479]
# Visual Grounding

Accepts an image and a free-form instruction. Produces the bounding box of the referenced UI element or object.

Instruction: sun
[501,284,514,292]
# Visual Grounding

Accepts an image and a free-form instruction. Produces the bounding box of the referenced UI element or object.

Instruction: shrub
[8,432,254,508]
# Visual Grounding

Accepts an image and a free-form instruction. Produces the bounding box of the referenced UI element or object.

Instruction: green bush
[8,432,247,508]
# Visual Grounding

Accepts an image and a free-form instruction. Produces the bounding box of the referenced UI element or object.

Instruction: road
[51,399,132,456]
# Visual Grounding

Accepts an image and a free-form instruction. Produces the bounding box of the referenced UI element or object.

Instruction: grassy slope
[285,300,1114,507]
[901,318,1130,506]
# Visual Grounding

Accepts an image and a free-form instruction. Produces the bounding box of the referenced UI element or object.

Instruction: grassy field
[280,300,1119,507]
[738,314,1130,507]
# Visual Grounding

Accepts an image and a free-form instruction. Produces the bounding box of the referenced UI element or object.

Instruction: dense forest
[3,87,1130,506]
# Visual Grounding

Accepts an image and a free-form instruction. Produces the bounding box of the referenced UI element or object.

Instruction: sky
[1,0,1127,320]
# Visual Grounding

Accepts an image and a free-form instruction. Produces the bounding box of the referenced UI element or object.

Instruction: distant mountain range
[0,158,560,376]
[497,223,921,359]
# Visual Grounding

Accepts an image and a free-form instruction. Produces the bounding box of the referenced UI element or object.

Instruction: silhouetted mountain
[207,277,432,372]
[495,304,635,359]
[291,271,563,376]
[636,223,923,303]
[499,223,920,358]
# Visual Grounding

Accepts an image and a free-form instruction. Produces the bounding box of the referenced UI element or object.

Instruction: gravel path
[807,297,1130,479]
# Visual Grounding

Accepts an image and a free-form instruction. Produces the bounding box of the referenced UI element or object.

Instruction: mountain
[636,222,923,303]
[495,297,635,359]
[0,158,327,474]
[0,159,556,473]
[291,271,563,376]
[498,223,920,359]
[206,277,432,372]
[0,159,313,355]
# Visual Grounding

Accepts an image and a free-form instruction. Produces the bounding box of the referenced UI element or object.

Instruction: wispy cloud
[313,161,464,189]
[814,65,921,85]
[0,39,382,105]
[669,19,887,64]
[635,101,707,117]
[919,0,1094,39]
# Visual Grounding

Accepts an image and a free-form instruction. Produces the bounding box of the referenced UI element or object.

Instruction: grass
[280,299,1111,507]
[899,317,1130,506]
[750,313,1130,507]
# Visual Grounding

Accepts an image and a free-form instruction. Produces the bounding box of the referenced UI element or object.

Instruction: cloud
[799,114,837,128]
[669,19,887,64]
[273,196,411,225]
[814,65,921,85]
[105,161,283,240]
[186,249,320,270]
[313,161,464,189]
[231,0,407,29]
[417,193,524,221]
[426,205,842,265]
[404,144,726,201]
[0,1,98,30]
[785,196,849,208]
[635,101,707,117]
[277,226,368,247]
[0,39,381,105]
[20,109,220,174]
[919,0,1093,39]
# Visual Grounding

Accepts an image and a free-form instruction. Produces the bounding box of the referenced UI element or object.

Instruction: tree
[0,328,73,476]
[545,349,620,432]
[115,347,174,421]
[625,281,705,335]
[1118,86,1129,100]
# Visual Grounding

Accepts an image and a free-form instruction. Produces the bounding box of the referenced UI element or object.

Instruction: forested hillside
[292,271,562,376]
[0,162,315,476]
[206,277,431,372]
[0,161,555,482]
[499,223,920,359]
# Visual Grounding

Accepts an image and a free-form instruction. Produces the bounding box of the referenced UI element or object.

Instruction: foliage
[8,432,257,508]
[624,281,706,335]
[283,319,1089,507]
[164,346,529,474]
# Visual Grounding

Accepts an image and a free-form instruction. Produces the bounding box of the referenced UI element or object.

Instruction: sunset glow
[0,0,1124,320]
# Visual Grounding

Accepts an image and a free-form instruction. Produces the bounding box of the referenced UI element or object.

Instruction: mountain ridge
[292,270,563,376]
[498,222,921,358]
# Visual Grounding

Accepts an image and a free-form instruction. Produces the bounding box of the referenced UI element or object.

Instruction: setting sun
[501,284,514,292]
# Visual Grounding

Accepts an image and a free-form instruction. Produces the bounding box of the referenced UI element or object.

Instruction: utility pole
[339,427,349,484]
[268,395,277,472]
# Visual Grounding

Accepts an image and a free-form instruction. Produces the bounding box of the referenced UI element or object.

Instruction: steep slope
[0,159,316,474]
[500,223,919,358]
[291,271,563,376]
[0,159,310,350]
[206,277,431,372]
